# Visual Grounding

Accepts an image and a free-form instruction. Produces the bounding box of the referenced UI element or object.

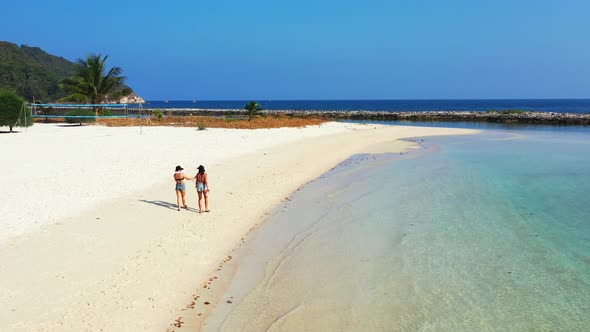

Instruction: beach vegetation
[244,101,263,121]
[0,90,32,132]
[153,109,164,122]
[224,114,238,122]
[59,54,131,115]
[39,106,56,115]
[97,115,326,129]
[197,123,206,130]
[64,108,96,126]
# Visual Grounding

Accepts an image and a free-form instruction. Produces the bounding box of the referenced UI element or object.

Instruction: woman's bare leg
[181,190,188,208]
[175,190,182,211]
[198,191,203,213]
[204,191,209,211]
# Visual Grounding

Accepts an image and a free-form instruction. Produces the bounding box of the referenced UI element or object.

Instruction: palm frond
[60,53,131,105]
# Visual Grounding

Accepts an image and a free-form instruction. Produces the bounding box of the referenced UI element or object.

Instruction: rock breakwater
[136,109,590,126]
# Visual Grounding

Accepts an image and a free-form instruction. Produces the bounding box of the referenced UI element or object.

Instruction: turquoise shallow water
[202,129,590,331]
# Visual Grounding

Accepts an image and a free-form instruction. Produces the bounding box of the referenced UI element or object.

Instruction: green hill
[0,41,74,102]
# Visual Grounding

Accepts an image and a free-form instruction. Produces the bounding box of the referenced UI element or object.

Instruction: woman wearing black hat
[195,165,210,213]
[174,165,194,211]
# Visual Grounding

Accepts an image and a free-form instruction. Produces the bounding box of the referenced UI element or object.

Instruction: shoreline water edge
[174,139,440,331]
[184,130,590,331]
[0,123,477,331]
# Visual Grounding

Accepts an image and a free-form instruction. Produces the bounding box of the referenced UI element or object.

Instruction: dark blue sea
[134,99,590,113]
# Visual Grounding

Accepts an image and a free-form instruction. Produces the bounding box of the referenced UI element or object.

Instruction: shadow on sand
[139,199,199,212]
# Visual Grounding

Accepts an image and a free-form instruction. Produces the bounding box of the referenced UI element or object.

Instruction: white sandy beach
[0,122,476,331]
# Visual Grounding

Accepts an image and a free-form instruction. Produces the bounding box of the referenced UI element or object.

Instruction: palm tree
[60,54,131,115]
[243,101,263,121]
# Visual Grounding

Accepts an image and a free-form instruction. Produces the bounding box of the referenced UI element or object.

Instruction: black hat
[197,165,205,172]
[175,165,183,171]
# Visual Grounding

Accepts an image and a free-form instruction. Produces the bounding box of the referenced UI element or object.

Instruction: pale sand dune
[0,123,476,331]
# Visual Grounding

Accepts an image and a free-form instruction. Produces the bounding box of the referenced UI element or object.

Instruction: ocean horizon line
[145,98,590,102]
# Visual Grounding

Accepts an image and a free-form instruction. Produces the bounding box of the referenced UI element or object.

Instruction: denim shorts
[197,182,208,192]
[175,183,186,191]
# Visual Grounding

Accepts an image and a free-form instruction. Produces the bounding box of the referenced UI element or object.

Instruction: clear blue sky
[2,0,589,100]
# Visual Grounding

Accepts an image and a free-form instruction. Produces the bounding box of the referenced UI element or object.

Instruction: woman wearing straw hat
[173,165,194,211]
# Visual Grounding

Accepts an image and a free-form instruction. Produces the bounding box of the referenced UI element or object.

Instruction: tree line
[0,54,130,132]
[1,52,267,132]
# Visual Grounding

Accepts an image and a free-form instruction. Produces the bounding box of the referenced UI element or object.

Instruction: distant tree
[243,101,263,121]
[0,90,32,132]
[60,54,131,115]
[153,109,164,122]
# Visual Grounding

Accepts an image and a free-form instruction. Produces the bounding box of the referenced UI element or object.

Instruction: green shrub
[153,109,164,122]
[243,101,263,121]
[64,108,96,125]
[40,106,56,115]
[197,123,206,130]
[0,90,31,132]
[224,114,237,122]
